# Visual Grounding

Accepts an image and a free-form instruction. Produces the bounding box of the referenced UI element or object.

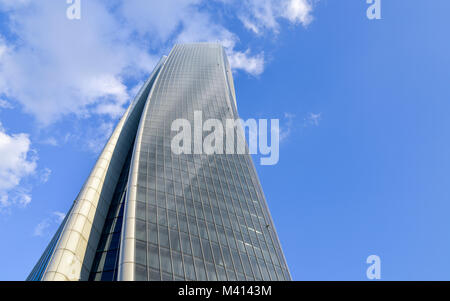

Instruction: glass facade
[28,43,290,281]
[129,44,290,281]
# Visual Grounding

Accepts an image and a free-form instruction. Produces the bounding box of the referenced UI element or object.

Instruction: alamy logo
[366,255,381,279]
[171,111,279,166]
[366,0,381,20]
[66,0,81,20]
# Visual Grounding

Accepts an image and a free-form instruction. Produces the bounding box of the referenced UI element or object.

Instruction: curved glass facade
[123,44,290,281]
[28,43,290,281]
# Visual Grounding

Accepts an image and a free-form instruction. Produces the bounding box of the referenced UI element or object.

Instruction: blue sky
[0,0,449,281]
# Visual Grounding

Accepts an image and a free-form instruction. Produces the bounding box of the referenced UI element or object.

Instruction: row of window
[134,220,283,269]
[133,187,277,253]
[133,243,289,281]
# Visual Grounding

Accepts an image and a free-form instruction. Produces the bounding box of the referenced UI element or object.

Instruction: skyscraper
[27,43,290,281]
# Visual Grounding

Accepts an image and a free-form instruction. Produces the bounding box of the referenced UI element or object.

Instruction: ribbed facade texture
[28,43,290,281]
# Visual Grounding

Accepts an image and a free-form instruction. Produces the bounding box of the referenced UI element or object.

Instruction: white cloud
[282,0,314,26]
[228,50,265,76]
[240,0,278,33]
[240,0,314,34]
[0,123,37,209]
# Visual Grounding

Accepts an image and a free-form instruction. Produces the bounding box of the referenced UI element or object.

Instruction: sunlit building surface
[28,43,290,281]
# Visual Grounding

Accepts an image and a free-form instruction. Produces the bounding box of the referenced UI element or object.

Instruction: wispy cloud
[33,219,50,237]
[40,137,58,147]
[53,211,66,223]
[304,112,322,126]
[280,112,296,142]
[33,211,65,237]
[39,168,52,184]
[278,111,322,143]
